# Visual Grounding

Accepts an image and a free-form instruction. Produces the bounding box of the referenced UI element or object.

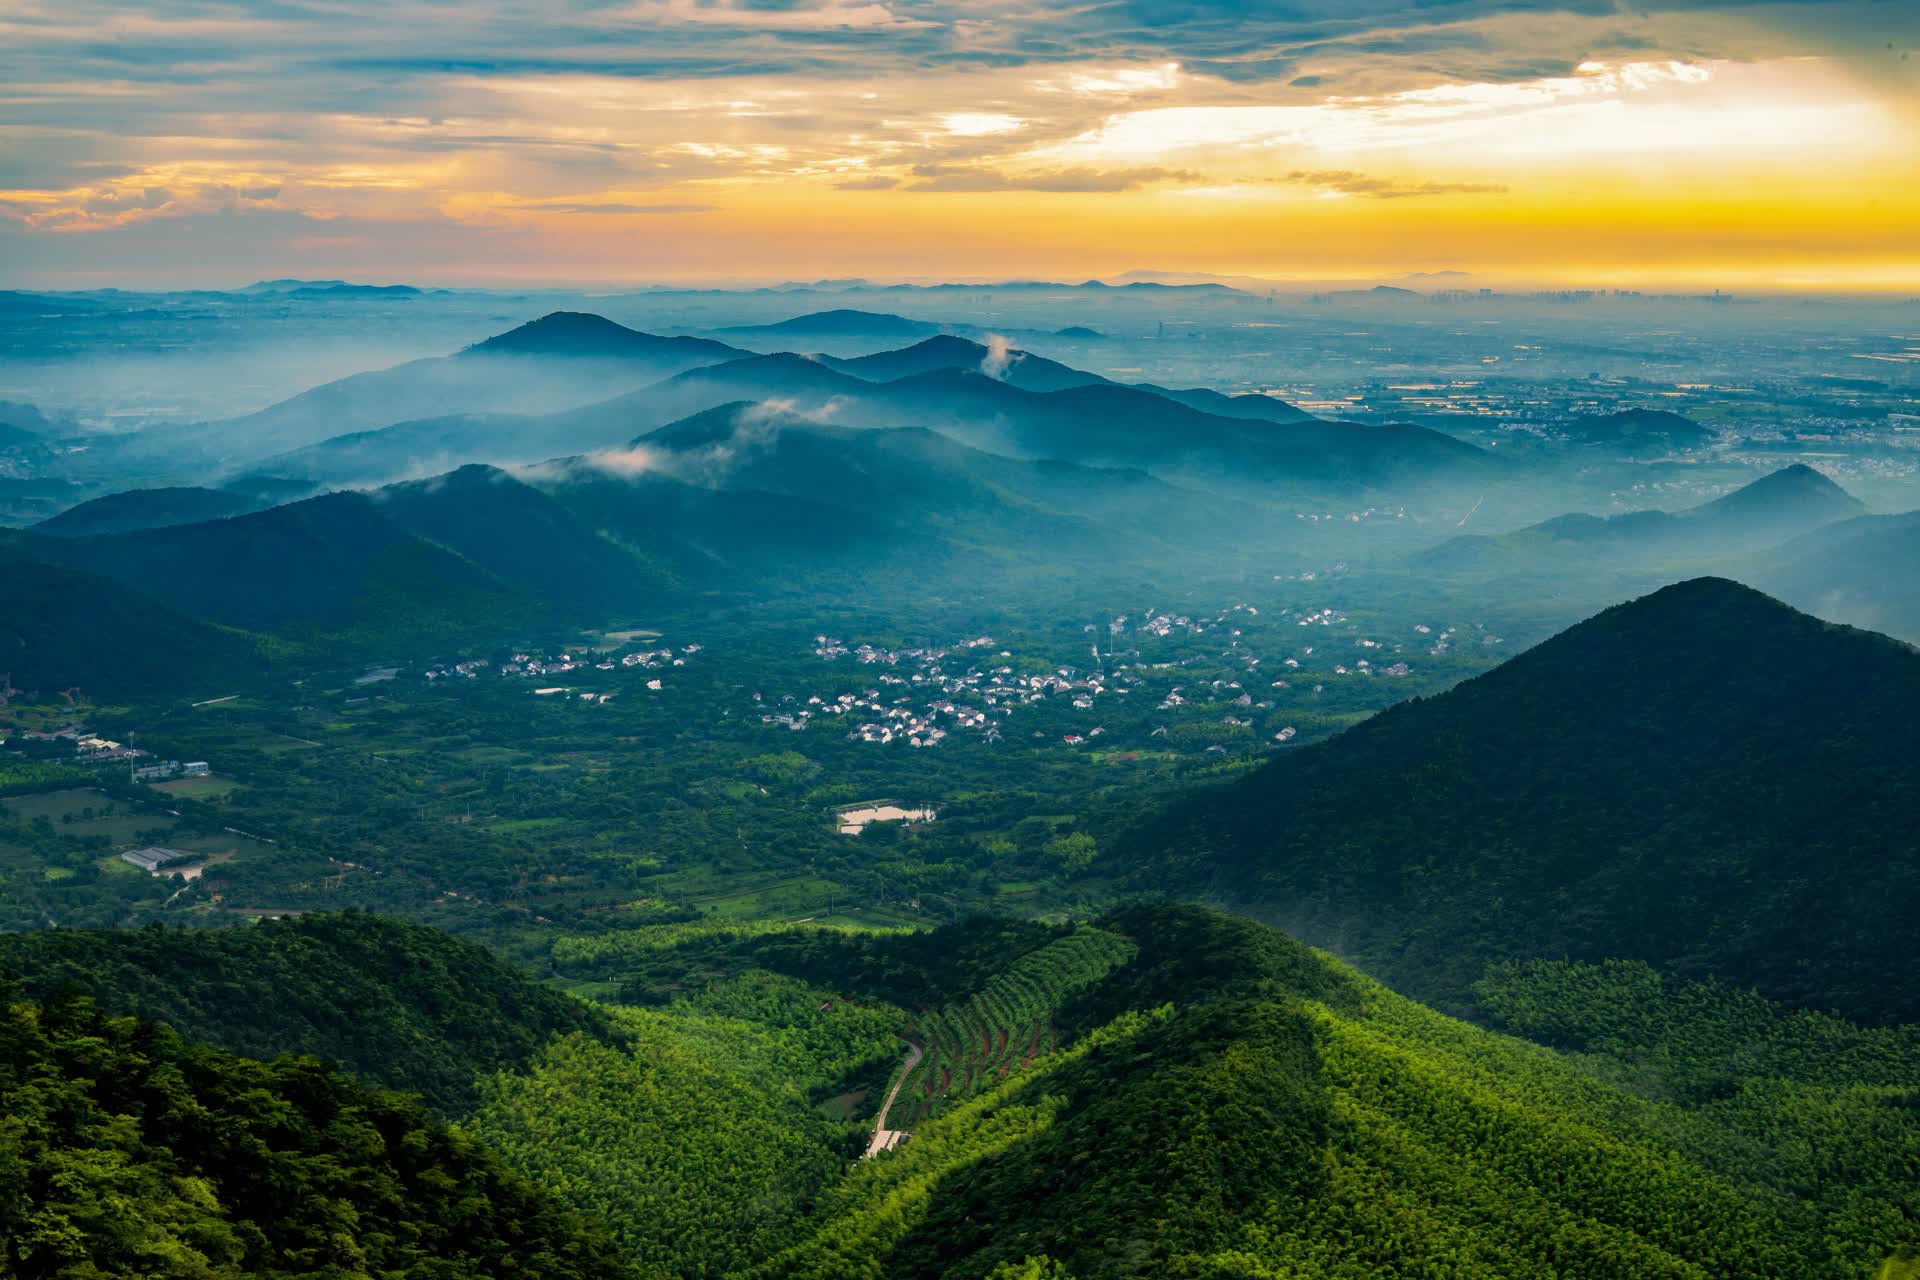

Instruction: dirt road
[863,1036,923,1158]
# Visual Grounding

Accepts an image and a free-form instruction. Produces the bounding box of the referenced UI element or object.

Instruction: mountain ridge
[1120,576,1920,1024]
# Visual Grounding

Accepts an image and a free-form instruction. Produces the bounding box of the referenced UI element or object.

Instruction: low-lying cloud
[1282,169,1508,199]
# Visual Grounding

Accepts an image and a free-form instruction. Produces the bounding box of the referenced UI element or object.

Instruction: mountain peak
[1123,576,1920,1024]
[465,312,732,359]
[1696,463,1865,523]
[719,309,941,338]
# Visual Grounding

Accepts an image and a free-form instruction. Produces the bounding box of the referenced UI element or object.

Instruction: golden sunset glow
[2,1,1915,287]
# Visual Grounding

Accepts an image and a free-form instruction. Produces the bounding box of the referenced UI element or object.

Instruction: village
[739,595,1475,754]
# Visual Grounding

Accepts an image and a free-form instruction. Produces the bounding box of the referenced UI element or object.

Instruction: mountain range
[5,904,1912,1278]
[131,312,755,466]
[214,318,1488,505]
[1422,463,1866,572]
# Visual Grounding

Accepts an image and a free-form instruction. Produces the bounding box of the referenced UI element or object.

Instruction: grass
[3,789,172,844]
[151,775,239,800]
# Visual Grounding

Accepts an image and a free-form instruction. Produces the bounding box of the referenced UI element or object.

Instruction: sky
[1,0,1915,290]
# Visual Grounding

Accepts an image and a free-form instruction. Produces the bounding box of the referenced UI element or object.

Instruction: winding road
[863,1036,923,1158]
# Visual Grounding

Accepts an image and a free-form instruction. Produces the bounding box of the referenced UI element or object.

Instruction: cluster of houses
[491,644,697,683]
[765,597,1464,753]
[423,659,489,680]
[450,643,705,699]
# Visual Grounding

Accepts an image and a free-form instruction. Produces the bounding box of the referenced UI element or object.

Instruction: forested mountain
[28,470,674,645]
[143,312,755,466]
[820,334,1107,392]
[34,490,547,639]
[1119,578,1920,1024]
[531,460,877,582]
[211,318,1476,499]
[374,464,673,614]
[0,985,638,1279]
[1759,508,1920,642]
[1559,407,1713,449]
[583,355,1480,494]
[1423,463,1866,571]
[699,905,1915,1279]
[1126,382,1315,423]
[717,308,942,340]
[632,407,1263,562]
[1,905,1914,1277]
[464,310,745,363]
[33,485,259,537]
[0,912,614,1111]
[0,540,266,699]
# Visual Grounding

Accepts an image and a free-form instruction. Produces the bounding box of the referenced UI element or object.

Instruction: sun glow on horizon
[1,0,1915,288]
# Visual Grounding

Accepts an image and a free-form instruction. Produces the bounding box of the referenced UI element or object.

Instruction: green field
[151,774,240,800]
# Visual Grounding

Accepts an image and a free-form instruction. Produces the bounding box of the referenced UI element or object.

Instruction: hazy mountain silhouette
[33,486,259,537]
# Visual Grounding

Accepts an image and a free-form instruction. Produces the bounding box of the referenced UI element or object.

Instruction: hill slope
[1759,509,1920,642]
[159,312,752,465]
[0,539,265,699]
[0,911,615,1112]
[752,904,1919,1279]
[33,485,258,537]
[820,334,1107,393]
[1423,463,1866,571]
[32,471,664,645]
[1120,578,1920,1024]
[0,986,637,1278]
[1562,407,1714,449]
[718,308,941,340]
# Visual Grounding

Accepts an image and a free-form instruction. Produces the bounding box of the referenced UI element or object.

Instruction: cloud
[979,332,1013,378]
[519,200,717,214]
[905,163,1198,192]
[1281,169,1507,198]
[0,0,1910,283]
[514,444,666,486]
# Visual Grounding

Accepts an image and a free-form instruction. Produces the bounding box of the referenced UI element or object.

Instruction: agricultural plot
[890,927,1136,1127]
[150,774,240,800]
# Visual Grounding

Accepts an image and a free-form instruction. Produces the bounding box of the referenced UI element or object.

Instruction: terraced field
[889,927,1136,1127]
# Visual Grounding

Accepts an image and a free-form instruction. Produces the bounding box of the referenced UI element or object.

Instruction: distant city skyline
[3,1,1915,289]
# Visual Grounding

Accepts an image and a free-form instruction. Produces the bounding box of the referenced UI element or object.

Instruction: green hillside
[0,539,267,700]
[1760,509,1920,642]
[762,904,1919,1279]
[0,912,614,1111]
[0,905,1913,1277]
[1119,577,1920,1024]
[0,984,638,1279]
[32,485,258,537]
[31,473,667,651]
